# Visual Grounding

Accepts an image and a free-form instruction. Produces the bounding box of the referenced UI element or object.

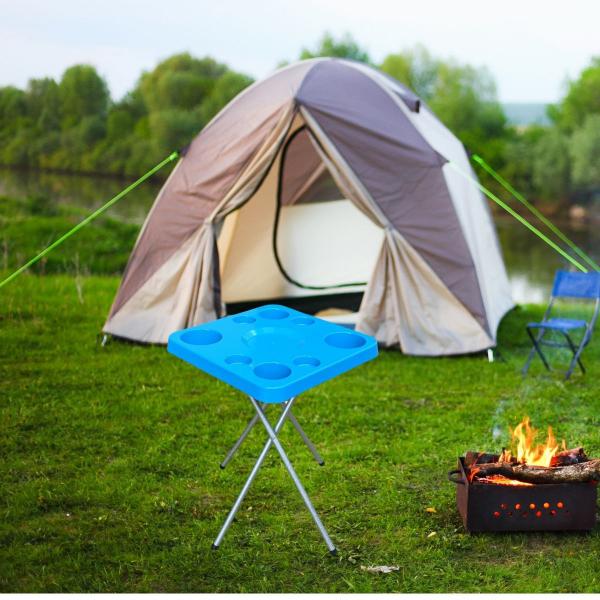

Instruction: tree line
[1,34,599,206]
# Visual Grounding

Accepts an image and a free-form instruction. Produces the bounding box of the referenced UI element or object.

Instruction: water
[0,168,161,225]
[2,168,598,304]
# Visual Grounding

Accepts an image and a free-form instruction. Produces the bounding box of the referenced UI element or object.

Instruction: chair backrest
[552,270,600,300]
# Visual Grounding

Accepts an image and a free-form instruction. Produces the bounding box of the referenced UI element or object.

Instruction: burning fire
[473,417,567,486]
[499,416,566,467]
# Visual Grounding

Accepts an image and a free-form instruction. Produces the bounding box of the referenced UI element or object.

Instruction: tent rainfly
[104,58,514,356]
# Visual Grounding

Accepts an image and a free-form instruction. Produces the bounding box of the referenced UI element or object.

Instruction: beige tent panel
[357,229,493,354]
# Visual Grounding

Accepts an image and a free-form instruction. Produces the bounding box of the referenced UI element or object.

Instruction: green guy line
[472,154,600,272]
[448,161,588,273]
[0,151,179,290]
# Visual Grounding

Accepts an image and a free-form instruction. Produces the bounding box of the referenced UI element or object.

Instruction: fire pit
[449,418,598,533]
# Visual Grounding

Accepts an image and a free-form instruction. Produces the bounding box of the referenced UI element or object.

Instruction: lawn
[1,274,600,593]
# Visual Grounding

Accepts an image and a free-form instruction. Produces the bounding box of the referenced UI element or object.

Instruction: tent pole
[472,154,600,272]
[0,151,179,290]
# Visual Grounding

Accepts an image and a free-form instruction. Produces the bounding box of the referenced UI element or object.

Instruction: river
[2,168,598,304]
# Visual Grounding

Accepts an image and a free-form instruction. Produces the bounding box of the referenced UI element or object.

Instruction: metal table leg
[287,411,324,466]
[220,410,262,469]
[212,400,292,550]
[220,397,324,468]
[249,396,336,554]
[212,396,336,554]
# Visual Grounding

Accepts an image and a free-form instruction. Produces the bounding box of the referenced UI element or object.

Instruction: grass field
[2,275,600,593]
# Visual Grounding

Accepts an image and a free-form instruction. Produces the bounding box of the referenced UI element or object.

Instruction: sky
[1,0,599,103]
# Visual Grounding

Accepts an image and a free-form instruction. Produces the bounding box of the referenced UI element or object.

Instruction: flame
[499,416,566,467]
[471,417,567,486]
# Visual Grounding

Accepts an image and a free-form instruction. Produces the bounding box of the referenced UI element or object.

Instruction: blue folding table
[168,305,378,554]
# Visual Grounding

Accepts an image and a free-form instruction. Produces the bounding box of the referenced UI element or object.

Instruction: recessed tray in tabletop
[167,304,378,403]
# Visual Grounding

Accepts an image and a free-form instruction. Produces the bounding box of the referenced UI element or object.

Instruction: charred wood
[471,458,600,484]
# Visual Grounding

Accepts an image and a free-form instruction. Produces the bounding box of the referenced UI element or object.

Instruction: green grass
[0,195,139,275]
[1,275,600,592]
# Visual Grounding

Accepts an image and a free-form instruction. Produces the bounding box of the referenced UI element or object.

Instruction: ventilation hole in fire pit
[515,503,521,510]
[529,503,536,510]
[507,511,513,517]
[493,511,500,518]
[557,501,564,509]
[521,512,529,518]
[543,502,550,509]
[500,503,507,510]
[535,510,542,518]
[550,509,557,516]
[565,510,570,514]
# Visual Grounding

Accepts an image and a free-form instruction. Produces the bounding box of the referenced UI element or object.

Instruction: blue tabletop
[167,305,378,403]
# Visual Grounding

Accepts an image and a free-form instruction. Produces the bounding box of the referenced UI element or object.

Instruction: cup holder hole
[180,330,222,345]
[259,308,289,320]
[293,356,320,367]
[233,315,256,324]
[292,317,315,326]
[325,332,366,349]
[254,363,291,380]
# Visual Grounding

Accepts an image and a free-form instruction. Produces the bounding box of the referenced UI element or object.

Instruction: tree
[379,45,439,100]
[138,53,227,113]
[531,129,571,201]
[380,47,507,159]
[570,114,600,189]
[27,78,61,131]
[58,65,110,129]
[199,71,253,124]
[551,57,600,131]
[300,32,371,63]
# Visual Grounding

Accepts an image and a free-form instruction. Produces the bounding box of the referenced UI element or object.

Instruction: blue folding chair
[522,270,600,380]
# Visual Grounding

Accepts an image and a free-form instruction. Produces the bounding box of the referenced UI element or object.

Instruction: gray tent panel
[296,61,487,330]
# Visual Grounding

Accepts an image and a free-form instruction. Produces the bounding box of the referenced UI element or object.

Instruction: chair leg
[523,327,550,375]
[563,332,587,380]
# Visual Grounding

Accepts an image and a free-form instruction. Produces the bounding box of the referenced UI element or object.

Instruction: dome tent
[104,58,513,355]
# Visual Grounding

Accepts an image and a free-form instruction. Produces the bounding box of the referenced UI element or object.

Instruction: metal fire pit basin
[451,457,597,533]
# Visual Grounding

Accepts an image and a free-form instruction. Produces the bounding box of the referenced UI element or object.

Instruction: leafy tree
[199,71,253,124]
[300,32,371,63]
[27,78,61,131]
[379,45,439,100]
[551,57,600,131]
[58,65,110,129]
[149,109,203,156]
[501,126,546,198]
[380,47,506,160]
[570,114,600,188]
[531,129,570,201]
[138,53,227,112]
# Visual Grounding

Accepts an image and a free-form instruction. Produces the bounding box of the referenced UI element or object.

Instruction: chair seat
[527,318,587,331]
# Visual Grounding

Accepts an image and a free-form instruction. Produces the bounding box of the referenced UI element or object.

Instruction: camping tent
[103,58,514,355]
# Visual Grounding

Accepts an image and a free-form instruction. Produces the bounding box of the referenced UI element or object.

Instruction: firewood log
[550,447,588,467]
[470,459,600,484]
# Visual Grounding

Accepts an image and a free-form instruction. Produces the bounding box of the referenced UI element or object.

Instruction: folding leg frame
[522,326,588,380]
[220,398,324,469]
[212,396,336,554]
